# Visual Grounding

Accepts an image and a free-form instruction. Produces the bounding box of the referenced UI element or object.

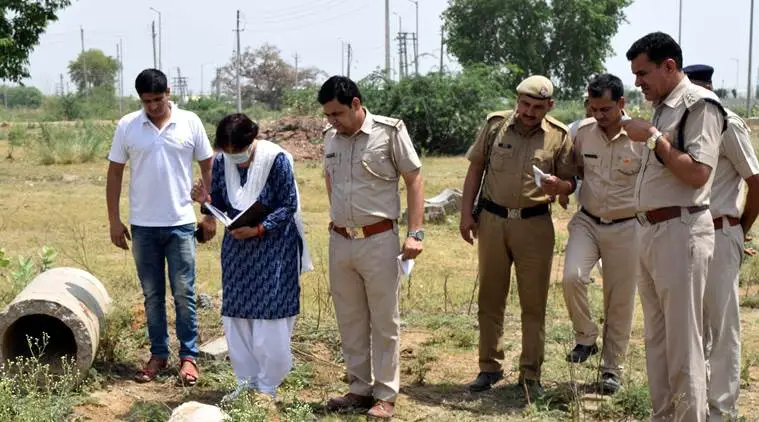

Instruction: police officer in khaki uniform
[562,73,643,395]
[683,64,759,421]
[623,33,726,422]
[318,76,424,419]
[460,75,577,396]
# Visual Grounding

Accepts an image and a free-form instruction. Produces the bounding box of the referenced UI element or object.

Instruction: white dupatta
[223,140,313,274]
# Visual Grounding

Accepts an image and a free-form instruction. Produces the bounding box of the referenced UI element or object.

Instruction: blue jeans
[131,223,199,359]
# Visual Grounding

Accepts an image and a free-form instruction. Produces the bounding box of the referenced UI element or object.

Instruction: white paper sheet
[398,254,415,277]
[532,165,550,188]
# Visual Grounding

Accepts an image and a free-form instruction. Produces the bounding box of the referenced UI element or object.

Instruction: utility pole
[59,74,64,96]
[80,26,88,94]
[409,0,419,76]
[116,42,123,114]
[439,26,445,76]
[385,0,390,81]
[678,0,682,46]
[120,39,124,111]
[235,9,243,112]
[215,67,221,100]
[340,41,345,75]
[151,21,158,68]
[732,58,740,93]
[397,32,409,80]
[749,0,755,115]
[347,44,352,79]
[150,7,162,70]
[294,53,299,87]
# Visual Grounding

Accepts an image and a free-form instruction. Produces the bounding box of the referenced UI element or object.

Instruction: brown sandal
[178,357,199,386]
[134,356,168,383]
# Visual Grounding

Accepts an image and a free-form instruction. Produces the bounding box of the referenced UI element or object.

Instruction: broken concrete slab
[199,336,228,361]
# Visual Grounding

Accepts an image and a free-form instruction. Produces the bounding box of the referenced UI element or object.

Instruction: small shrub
[34,121,111,165]
[6,125,26,159]
[0,333,82,422]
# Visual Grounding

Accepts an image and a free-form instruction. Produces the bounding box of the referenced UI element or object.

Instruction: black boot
[468,371,504,392]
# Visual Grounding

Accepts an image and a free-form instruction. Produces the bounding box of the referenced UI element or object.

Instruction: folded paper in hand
[532,165,550,188]
[397,254,415,277]
[203,201,271,231]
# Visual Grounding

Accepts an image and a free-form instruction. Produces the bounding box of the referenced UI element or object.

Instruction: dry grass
[2,136,759,421]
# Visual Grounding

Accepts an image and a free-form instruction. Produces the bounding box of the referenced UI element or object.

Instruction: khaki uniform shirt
[323,109,422,227]
[575,118,643,220]
[710,108,759,218]
[635,77,724,211]
[466,111,576,208]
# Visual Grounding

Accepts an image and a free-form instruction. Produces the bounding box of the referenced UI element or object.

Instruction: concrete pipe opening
[0,267,112,378]
[2,314,78,371]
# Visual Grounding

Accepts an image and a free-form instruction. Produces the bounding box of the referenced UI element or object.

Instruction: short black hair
[317,75,362,106]
[588,73,625,101]
[215,113,259,151]
[135,69,168,96]
[625,32,683,70]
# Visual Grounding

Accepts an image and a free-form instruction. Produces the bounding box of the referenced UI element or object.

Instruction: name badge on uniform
[583,153,598,159]
[326,153,336,158]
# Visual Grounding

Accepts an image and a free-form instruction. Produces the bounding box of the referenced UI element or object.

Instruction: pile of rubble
[258,116,327,161]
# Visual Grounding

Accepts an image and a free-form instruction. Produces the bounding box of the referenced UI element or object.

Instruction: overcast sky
[20,0,758,98]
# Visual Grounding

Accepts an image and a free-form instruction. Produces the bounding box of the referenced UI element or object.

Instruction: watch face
[410,231,424,241]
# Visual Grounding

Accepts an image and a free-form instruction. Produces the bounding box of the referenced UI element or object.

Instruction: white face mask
[224,146,252,165]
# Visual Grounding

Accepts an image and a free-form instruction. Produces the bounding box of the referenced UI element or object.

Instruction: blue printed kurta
[209,152,301,320]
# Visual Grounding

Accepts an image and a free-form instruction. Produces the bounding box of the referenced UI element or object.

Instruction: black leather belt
[481,198,549,220]
[581,208,635,225]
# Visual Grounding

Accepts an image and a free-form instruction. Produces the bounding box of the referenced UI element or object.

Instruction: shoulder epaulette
[373,114,402,129]
[544,114,569,134]
[576,117,596,131]
[486,110,513,122]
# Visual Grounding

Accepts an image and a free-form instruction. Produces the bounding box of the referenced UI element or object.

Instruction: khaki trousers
[562,211,638,377]
[329,228,402,402]
[477,210,554,380]
[638,209,713,422]
[704,220,743,421]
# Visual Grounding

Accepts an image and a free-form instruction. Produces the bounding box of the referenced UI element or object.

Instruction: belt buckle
[348,227,365,239]
[635,212,649,225]
[600,217,613,225]
[507,208,522,219]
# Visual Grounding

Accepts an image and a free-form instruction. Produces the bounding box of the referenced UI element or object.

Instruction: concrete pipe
[0,267,112,376]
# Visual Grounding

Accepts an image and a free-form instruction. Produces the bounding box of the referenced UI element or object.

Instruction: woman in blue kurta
[192,113,311,400]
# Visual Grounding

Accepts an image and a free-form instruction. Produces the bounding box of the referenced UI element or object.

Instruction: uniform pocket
[531,148,553,173]
[490,145,517,172]
[361,148,398,181]
[614,154,642,178]
[325,153,340,179]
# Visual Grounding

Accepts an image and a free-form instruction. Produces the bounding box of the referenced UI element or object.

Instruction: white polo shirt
[108,103,214,227]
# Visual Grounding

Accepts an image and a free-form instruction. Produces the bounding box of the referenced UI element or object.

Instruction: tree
[1,1,72,82]
[214,43,326,109]
[68,49,119,94]
[443,0,632,97]
[0,85,43,108]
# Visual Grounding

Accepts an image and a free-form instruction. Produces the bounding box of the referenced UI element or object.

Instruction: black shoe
[566,343,599,363]
[517,378,544,400]
[599,372,621,395]
[468,371,503,392]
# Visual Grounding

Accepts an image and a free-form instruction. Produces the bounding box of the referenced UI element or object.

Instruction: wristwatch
[646,130,663,151]
[407,229,425,241]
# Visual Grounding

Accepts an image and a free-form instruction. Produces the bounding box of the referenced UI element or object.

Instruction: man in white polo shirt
[106,69,215,385]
